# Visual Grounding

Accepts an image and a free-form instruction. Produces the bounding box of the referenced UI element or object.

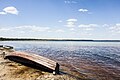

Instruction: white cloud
[65,24,75,27]
[80,32,92,36]
[78,24,98,32]
[0,28,10,32]
[0,25,50,33]
[65,22,75,27]
[64,1,71,4]
[3,6,19,15]
[102,24,109,27]
[109,23,120,34]
[67,21,75,25]
[64,1,77,4]
[67,19,77,22]
[69,28,75,31]
[78,24,98,28]
[55,29,65,32]
[58,20,63,23]
[47,30,52,33]
[0,12,7,15]
[15,25,50,32]
[78,24,89,28]
[116,23,120,26]
[78,9,88,12]
[65,18,77,27]
[83,28,94,31]
[19,31,25,33]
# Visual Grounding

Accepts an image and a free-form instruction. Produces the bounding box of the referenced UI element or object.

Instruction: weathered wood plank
[5,51,59,74]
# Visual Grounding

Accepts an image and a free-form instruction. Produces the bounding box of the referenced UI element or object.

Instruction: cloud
[102,24,109,27]
[0,25,50,33]
[2,6,19,15]
[0,28,10,32]
[83,28,94,31]
[55,29,65,32]
[58,20,63,23]
[67,19,77,22]
[64,0,77,4]
[109,23,120,34]
[67,22,75,25]
[78,9,88,12]
[69,28,75,31]
[65,23,75,27]
[78,24,98,28]
[116,23,120,26]
[3,6,19,15]
[15,25,50,32]
[0,12,7,15]
[78,24,98,32]
[80,32,92,36]
[65,18,77,27]
[0,6,19,15]
[65,22,75,27]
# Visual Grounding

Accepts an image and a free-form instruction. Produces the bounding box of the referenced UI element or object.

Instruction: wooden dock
[5,51,59,74]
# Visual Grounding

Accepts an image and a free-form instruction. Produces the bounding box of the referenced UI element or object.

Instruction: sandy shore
[1,49,120,80]
[0,50,88,80]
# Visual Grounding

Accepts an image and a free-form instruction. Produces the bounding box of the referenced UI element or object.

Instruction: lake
[0,41,120,80]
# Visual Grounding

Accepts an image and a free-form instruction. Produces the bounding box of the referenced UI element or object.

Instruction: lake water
[0,41,120,80]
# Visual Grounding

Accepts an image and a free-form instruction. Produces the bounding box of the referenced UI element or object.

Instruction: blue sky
[0,0,120,39]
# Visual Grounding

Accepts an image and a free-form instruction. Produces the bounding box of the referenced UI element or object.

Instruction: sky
[0,0,120,40]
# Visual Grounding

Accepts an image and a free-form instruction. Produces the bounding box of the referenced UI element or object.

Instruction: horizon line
[0,37,120,41]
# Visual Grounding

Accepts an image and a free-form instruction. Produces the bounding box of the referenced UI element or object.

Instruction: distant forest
[0,37,120,42]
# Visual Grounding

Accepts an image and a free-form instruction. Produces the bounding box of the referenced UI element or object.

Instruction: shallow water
[0,41,120,80]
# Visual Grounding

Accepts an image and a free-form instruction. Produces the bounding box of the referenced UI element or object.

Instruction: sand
[0,50,82,80]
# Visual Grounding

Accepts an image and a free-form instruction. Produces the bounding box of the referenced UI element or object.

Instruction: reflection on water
[0,41,120,80]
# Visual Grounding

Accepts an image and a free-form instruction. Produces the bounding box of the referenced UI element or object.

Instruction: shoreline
[0,46,120,80]
[0,50,88,80]
[0,37,120,42]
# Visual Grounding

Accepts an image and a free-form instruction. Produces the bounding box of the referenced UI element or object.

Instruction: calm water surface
[0,41,120,80]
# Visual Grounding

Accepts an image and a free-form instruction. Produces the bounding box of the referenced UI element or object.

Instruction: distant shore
[0,37,120,42]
